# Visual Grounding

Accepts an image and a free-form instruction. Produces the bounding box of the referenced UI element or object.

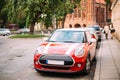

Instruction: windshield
[48,30,84,43]
[93,26,100,31]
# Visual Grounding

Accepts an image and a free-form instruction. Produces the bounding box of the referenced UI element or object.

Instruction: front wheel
[83,55,91,75]
[35,68,40,72]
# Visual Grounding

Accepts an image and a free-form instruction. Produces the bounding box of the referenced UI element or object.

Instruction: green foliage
[0,0,81,29]
[10,34,47,38]
[0,0,27,27]
[74,0,81,3]
[44,14,52,29]
[105,0,112,11]
[0,0,8,27]
[105,0,111,5]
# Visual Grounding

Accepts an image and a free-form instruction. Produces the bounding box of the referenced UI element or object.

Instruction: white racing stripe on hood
[43,42,52,54]
[65,43,79,55]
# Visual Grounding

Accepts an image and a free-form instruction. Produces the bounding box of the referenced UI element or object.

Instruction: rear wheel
[98,38,101,42]
[6,33,10,36]
[83,55,91,74]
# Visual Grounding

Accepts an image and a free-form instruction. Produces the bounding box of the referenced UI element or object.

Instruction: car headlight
[75,47,84,57]
[35,46,44,54]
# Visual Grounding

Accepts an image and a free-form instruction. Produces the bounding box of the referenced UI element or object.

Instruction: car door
[85,31,96,61]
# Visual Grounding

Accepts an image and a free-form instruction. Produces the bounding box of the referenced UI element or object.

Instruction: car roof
[87,25,100,27]
[92,25,100,27]
[84,27,96,31]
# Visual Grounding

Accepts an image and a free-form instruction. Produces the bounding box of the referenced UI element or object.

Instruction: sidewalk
[94,37,120,80]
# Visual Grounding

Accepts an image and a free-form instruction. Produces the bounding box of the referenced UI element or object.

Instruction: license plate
[46,60,64,65]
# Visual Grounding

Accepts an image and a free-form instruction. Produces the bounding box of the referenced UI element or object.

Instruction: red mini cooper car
[34,28,97,74]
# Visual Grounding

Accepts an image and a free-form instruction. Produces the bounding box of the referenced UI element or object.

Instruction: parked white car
[0,28,11,36]
[16,28,30,34]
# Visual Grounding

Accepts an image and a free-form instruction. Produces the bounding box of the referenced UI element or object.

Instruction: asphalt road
[0,36,98,80]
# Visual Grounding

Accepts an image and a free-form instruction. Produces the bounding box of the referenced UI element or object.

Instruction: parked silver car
[89,25,102,42]
[0,28,11,36]
[16,28,30,34]
[85,27,99,48]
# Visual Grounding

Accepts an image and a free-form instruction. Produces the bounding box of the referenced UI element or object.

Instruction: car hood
[37,42,86,55]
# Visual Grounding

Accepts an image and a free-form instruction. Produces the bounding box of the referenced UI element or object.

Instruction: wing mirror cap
[90,38,96,43]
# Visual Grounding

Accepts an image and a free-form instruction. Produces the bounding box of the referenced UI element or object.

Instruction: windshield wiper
[49,40,56,42]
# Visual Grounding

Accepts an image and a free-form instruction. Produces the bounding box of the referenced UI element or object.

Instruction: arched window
[74,23,81,28]
[69,24,72,28]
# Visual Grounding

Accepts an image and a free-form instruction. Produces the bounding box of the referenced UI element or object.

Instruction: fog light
[77,63,81,67]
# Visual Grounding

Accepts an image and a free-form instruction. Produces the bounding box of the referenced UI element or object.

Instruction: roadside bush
[10,34,48,38]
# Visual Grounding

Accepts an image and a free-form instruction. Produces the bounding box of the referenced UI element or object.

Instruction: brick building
[64,0,106,28]
[111,0,120,41]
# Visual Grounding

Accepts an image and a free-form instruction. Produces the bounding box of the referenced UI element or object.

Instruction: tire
[92,56,96,62]
[6,33,10,36]
[98,38,101,42]
[21,32,25,34]
[96,41,99,49]
[83,55,91,75]
[35,68,46,74]
[35,68,40,72]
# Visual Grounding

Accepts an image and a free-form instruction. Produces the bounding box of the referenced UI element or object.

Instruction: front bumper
[34,54,86,73]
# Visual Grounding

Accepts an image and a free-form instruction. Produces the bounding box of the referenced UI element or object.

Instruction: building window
[69,24,72,28]
[101,8,105,22]
[74,23,81,28]
[96,7,99,23]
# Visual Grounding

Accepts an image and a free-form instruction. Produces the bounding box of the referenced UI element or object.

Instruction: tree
[105,0,111,5]
[0,0,27,28]
[105,0,112,22]
[55,0,81,28]
[24,0,81,33]
[0,0,81,34]
[0,0,8,28]
[105,0,112,10]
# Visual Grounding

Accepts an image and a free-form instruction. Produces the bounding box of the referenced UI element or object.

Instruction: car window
[5,29,8,31]
[0,29,6,31]
[48,30,85,43]
[0,29,3,31]
[93,26,100,31]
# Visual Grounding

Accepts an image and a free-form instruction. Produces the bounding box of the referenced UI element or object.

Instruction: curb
[93,42,103,80]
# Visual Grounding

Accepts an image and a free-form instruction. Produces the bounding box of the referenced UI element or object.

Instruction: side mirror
[90,38,96,43]
[100,28,103,31]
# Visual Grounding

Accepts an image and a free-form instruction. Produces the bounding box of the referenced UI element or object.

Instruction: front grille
[42,66,71,70]
[39,54,74,66]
